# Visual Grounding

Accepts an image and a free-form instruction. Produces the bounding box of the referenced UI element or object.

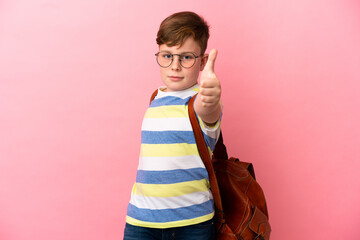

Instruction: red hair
[156,11,210,54]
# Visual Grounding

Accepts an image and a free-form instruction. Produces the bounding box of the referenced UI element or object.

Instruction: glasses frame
[155,51,203,69]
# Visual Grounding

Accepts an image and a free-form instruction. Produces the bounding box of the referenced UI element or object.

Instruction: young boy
[124,11,222,240]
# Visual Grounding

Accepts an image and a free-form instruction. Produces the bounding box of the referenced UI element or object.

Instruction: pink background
[1,0,360,239]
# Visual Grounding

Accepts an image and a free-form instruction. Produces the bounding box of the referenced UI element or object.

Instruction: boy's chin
[164,82,198,92]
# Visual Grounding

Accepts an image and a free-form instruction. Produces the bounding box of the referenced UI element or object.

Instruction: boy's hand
[199,49,221,108]
[195,49,222,124]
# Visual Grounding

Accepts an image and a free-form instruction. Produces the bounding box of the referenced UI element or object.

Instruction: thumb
[204,49,217,72]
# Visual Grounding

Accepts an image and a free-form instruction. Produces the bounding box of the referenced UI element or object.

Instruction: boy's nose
[171,56,181,70]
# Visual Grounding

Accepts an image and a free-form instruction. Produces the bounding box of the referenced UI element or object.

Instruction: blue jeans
[123,219,215,240]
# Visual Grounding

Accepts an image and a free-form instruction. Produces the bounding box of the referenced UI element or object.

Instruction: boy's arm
[194,49,222,125]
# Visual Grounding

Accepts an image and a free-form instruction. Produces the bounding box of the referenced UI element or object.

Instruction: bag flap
[249,207,271,240]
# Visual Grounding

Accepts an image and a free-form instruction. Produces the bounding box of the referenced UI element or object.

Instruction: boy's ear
[200,54,209,71]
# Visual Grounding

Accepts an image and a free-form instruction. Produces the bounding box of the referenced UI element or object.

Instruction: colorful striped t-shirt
[126,84,221,228]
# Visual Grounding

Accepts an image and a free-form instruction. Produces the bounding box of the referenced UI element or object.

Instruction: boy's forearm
[194,99,222,125]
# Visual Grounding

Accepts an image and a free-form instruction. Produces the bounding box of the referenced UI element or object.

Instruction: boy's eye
[161,53,172,59]
[181,54,194,60]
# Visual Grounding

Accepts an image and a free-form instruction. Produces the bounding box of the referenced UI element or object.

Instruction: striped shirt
[126,84,221,228]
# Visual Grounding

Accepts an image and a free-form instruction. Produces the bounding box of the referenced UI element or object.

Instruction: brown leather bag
[188,95,271,240]
[149,90,271,239]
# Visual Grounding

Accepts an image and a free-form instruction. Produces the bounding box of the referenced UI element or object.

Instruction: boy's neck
[161,83,199,92]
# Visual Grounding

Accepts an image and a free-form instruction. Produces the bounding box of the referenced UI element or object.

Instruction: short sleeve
[197,104,223,151]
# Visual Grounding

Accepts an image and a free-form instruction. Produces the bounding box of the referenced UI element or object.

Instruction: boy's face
[158,37,208,92]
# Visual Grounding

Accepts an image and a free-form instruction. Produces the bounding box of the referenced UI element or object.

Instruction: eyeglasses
[155,51,202,68]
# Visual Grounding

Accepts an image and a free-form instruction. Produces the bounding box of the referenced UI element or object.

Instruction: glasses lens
[156,52,172,68]
[179,53,196,68]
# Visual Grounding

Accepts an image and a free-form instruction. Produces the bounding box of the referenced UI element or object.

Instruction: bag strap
[188,94,226,220]
[150,89,159,104]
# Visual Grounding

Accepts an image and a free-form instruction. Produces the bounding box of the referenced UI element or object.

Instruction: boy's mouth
[168,76,184,82]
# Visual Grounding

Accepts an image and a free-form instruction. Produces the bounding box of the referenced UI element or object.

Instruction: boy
[124,11,222,240]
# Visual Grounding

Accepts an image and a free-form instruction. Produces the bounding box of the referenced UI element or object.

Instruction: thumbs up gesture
[195,49,222,124]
